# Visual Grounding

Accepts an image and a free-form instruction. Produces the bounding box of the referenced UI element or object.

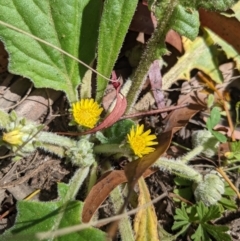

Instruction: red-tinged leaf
[61,82,127,136]
[82,169,155,223]
[81,84,127,135]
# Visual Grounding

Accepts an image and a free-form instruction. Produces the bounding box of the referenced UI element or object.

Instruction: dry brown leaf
[125,91,206,187]
[134,177,160,241]
[82,169,155,223]
[199,9,240,55]
[125,132,170,188]
[163,91,206,133]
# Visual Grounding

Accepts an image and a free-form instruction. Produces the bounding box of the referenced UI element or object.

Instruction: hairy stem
[126,0,178,113]
[153,157,202,183]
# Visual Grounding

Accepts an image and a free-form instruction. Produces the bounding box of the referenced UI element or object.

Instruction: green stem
[66,167,90,200]
[86,160,98,195]
[181,145,204,164]
[93,144,131,155]
[153,157,202,183]
[126,1,178,113]
[38,132,75,147]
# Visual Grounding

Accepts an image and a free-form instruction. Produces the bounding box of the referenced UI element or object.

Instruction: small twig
[0,159,56,188]
[17,151,38,175]
[2,82,33,111]
[197,72,235,141]
[0,151,38,185]
[121,103,189,119]
[217,167,240,199]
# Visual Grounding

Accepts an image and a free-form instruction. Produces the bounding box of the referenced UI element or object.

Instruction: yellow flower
[72,99,103,129]
[2,129,24,145]
[127,124,158,158]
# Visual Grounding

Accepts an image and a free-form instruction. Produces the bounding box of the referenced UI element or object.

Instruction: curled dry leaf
[199,9,240,55]
[125,90,206,187]
[81,83,127,135]
[82,169,155,223]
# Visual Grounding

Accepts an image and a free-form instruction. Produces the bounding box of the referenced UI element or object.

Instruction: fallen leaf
[134,177,160,241]
[125,91,206,187]
[148,60,166,119]
[125,131,170,188]
[82,83,127,135]
[199,9,240,55]
[82,169,155,223]
[163,91,206,133]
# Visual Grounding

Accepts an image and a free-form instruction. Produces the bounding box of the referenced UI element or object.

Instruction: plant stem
[86,161,98,195]
[154,157,202,183]
[126,1,178,113]
[93,144,131,155]
[66,167,90,200]
[38,131,75,147]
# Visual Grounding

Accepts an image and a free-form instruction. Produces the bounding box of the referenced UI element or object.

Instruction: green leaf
[207,94,215,108]
[212,130,227,143]
[203,223,231,241]
[96,0,138,102]
[210,107,221,127]
[0,0,102,103]
[174,187,193,202]
[206,118,213,131]
[230,141,240,152]
[172,221,190,232]
[219,197,237,211]
[174,177,192,186]
[191,225,211,241]
[103,119,135,144]
[2,183,106,241]
[170,5,199,41]
[199,204,221,222]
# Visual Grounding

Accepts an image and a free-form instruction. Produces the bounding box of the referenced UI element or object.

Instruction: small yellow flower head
[127,124,158,158]
[2,129,24,145]
[72,99,103,129]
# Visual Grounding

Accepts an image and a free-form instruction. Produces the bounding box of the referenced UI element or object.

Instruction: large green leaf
[96,0,138,102]
[0,0,102,103]
[1,183,106,241]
